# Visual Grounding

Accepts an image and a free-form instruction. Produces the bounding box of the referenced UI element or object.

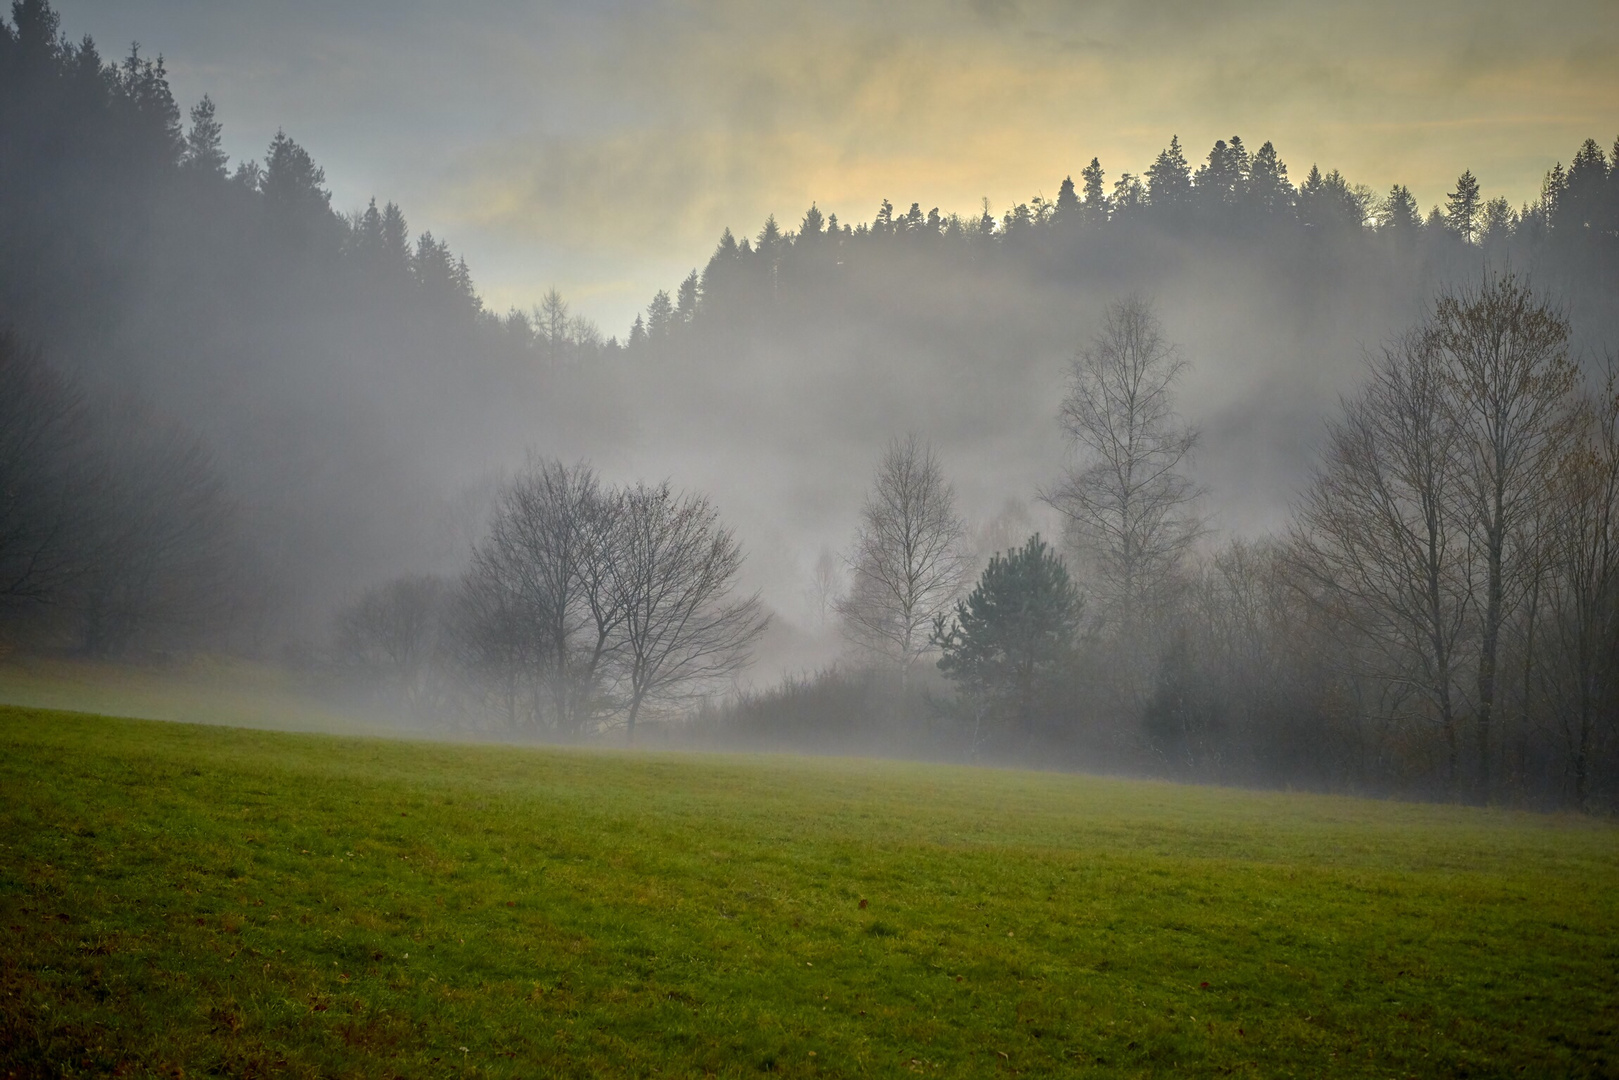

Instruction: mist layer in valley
[4,3,1618,809]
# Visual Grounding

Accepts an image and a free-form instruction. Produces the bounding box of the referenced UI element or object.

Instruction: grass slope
[0,656,374,737]
[1,706,1616,1078]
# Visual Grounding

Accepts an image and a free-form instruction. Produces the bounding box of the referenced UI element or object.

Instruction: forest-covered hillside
[4,1,1619,805]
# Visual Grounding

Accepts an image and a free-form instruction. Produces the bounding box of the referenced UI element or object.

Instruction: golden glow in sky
[61,0,1619,331]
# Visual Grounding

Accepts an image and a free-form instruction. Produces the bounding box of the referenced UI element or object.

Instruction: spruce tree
[1080,157,1108,225]
[1445,169,1481,241]
[933,535,1082,741]
[182,94,227,176]
[1054,175,1080,226]
[1145,135,1192,212]
[646,290,675,338]
[676,270,700,323]
[1245,141,1292,217]
[1380,184,1421,234]
[798,203,824,240]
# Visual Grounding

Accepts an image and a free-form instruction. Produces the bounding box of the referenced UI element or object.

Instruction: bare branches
[1540,358,1619,808]
[1289,330,1474,789]
[0,329,91,614]
[459,460,622,733]
[1290,273,1583,800]
[451,460,764,738]
[836,435,973,677]
[614,482,768,737]
[1044,296,1204,628]
[1433,272,1578,794]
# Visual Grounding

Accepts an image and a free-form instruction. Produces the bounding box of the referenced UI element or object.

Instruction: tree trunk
[1475,511,1505,803]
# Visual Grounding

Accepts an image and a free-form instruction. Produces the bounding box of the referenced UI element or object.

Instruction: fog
[3,1,1618,808]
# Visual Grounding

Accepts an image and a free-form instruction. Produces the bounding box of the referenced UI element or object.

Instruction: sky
[55,0,1619,336]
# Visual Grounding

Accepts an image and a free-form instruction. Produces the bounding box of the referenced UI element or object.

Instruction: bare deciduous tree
[836,435,972,679]
[74,400,239,657]
[1290,331,1474,790]
[1437,272,1579,797]
[804,544,842,629]
[612,481,768,738]
[335,573,449,714]
[1044,296,1203,632]
[0,330,92,617]
[459,459,620,733]
[453,463,763,739]
[1541,363,1619,808]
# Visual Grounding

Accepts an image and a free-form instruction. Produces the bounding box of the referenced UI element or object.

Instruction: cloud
[437,0,1616,269]
[58,0,1619,329]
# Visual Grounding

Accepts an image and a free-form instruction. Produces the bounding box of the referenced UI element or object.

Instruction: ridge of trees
[621,133,1619,350]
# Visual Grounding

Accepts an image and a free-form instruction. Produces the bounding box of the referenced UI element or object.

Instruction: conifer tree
[380,202,410,272]
[1245,141,1292,216]
[798,203,824,240]
[1080,157,1109,225]
[1558,139,1608,234]
[1445,169,1482,242]
[1145,135,1192,212]
[1479,197,1516,246]
[932,534,1082,742]
[646,290,675,338]
[262,130,331,221]
[181,94,227,176]
[1380,184,1421,233]
[676,270,700,323]
[1111,172,1145,215]
[1054,175,1080,226]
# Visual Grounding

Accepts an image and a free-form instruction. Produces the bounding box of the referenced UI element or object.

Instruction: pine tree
[932,534,1082,742]
[380,202,410,271]
[874,199,895,236]
[1445,169,1482,242]
[1226,135,1251,186]
[1080,157,1109,226]
[756,214,783,255]
[1609,136,1619,238]
[1111,173,1145,214]
[1054,175,1080,226]
[676,270,700,323]
[1193,138,1244,211]
[351,197,384,263]
[699,227,742,310]
[262,129,331,220]
[646,290,675,339]
[1145,135,1192,212]
[798,203,824,240]
[1379,184,1421,234]
[1479,197,1516,246]
[1558,138,1607,233]
[117,44,182,165]
[1245,141,1292,217]
[182,94,227,176]
[412,232,446,283]
[1299,166,1367,230]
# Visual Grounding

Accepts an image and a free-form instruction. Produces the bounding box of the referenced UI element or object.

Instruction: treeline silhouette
[0,0,612,647]
[620,134,1619,357]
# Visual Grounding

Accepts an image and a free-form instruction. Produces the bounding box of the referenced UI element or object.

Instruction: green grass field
[1,705,1616,1078]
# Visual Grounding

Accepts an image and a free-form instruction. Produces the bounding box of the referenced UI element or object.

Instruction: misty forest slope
[2,708,1616,1078]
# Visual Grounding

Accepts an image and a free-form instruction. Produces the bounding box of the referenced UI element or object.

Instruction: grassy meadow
[1,704,1616,1078]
